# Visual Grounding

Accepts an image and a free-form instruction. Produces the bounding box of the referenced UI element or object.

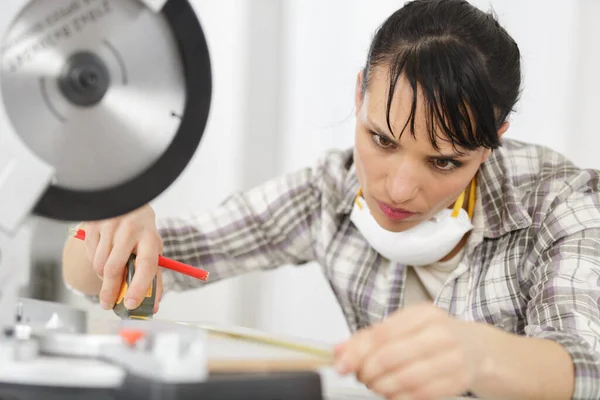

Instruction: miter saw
[0,0,323,398]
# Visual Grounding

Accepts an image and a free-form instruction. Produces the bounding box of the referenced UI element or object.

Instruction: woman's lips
[376,200,417,221]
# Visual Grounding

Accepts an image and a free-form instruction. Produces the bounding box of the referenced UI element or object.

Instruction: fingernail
[125,299,137,310]
[100,301,112,310]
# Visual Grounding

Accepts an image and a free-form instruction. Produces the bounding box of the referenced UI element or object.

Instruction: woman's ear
[481,121,510,163]
[355,70,365,116]
[497,121,510,140]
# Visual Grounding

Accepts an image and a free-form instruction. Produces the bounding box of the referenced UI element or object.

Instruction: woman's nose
[386,163,420,205]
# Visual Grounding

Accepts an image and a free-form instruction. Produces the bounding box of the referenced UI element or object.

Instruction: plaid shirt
[158,139,600,399]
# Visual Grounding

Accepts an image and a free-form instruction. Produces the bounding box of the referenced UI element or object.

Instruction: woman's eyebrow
[431,148,469,159]
[366,118,391,136]
[367,117,470,158]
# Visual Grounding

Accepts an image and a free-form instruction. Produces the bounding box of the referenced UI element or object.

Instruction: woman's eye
[371,133,394,148]
[433,158,460,171]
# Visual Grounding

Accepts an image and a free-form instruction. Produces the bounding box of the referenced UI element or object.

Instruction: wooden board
[175,320,334,372]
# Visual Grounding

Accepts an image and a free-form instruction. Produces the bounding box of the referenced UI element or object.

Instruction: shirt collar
[476,145,532,238]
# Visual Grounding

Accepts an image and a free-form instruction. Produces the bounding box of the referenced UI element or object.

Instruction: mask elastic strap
[451,191,466,218]
[355,188,364,210]
[451,176,477,218]
[467,176,477,219]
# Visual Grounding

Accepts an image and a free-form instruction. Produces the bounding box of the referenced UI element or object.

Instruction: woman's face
[353,67,507,233]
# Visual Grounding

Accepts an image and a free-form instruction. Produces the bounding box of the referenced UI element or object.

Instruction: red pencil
[71,229,209,281]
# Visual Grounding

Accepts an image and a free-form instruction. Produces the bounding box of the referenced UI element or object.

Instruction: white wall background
[49,0,600,344]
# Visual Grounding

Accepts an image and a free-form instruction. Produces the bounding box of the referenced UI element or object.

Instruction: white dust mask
[350,181,476,266]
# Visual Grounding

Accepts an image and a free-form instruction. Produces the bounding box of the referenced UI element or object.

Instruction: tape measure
[113,255,157,320]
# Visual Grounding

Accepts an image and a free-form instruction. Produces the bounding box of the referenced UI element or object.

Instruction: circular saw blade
[1,0,185,191]
[0,0,212,221]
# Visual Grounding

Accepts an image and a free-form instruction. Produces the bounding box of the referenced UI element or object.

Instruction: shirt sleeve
[526,192,600,400]
[157,149,350,293]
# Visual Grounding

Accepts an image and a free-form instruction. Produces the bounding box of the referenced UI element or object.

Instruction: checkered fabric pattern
[158,139,600,398]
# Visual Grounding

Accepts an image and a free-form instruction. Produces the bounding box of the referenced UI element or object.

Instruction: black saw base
[0,370,323,400]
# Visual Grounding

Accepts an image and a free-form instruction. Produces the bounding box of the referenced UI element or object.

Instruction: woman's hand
[334,303,488,400]
[80,204,163,313]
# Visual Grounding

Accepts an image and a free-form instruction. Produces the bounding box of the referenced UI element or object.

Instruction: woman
[62,0,600,399]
